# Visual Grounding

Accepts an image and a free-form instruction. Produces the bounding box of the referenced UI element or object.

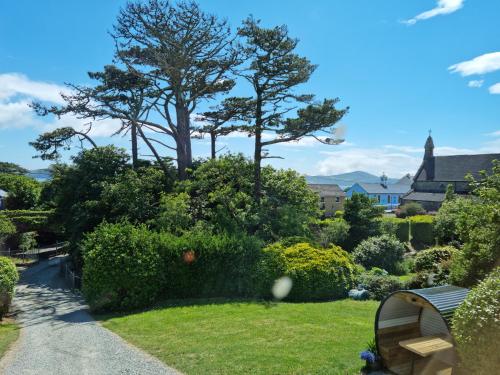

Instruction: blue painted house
[346,174,412,209]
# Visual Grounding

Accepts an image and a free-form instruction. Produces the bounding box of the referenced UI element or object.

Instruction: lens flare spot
[182,250,196,264]
[272,276,292,300]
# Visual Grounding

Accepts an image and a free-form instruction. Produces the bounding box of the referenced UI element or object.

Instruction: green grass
[0,322,19,359]
[397,273,416,282]
[100,299,378,375]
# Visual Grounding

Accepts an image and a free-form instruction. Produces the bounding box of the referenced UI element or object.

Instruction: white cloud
[0,73,68,104]
[403,0,464,25]
[489,82,500,94]
[467,79,484,88]
[485,130,500,137]
[448,52,500,76]
[0,72,121,137]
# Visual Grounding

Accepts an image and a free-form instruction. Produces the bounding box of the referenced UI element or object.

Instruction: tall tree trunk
[131,122,138,168]
[175,105,193,180]
[210,131,216,159]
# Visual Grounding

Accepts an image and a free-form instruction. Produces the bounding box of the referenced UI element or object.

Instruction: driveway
[0,259,179,375]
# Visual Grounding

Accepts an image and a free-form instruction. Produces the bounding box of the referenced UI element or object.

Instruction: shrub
[433,197,474,245]
[0,215,15,245]
[452,268,500,374]
[449,217,499,287]
[409,215,435,247]
[396,202,425,218]
[0,256,19,319]
[414,246,458,272]
[19,232,37,253]
[317,218,350,247]
[158,229,263,298]
[353,235,405,274]
[82,222,163,312]
[256,242,357,301]
[358,272,403,300]
[378,217,409,242]
[155,192,193,234]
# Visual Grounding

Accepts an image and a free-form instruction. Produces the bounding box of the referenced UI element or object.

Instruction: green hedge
[379,217,409,242]
[158,230,263,299]
[3,210,53,232]
[256,242,357,301]
[379,216,435,247]
[410,215,435,246]
[82,223,163,312]
[82,222,263,312]
[0,256,19,318]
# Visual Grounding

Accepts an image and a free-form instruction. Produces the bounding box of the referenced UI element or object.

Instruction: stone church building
[402,134,500,211]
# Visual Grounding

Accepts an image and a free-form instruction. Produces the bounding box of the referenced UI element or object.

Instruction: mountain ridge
[305,171,402,187]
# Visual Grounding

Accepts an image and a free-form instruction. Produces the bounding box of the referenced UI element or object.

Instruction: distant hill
[305,171,400,189]
[26,169,52,182]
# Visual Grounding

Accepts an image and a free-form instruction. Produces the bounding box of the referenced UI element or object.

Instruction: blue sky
[1,0,499,177]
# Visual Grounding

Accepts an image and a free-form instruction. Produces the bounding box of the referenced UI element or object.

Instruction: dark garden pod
[375,285,469,375]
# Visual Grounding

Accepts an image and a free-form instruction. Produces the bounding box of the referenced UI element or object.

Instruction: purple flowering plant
[360,350,376,364]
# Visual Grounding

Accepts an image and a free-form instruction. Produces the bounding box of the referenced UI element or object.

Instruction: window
[335,196,340,203]
[387,195,391,204]
[320,197,325,203]
[377,195,381,203]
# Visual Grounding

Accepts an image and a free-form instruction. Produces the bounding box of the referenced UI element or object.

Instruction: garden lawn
[100,299,378,375]
[0,322,19,359]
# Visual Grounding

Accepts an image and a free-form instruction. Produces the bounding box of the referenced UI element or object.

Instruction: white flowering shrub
[452,267,500,374]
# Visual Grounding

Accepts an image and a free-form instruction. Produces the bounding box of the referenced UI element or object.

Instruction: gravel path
[0,259,180,375]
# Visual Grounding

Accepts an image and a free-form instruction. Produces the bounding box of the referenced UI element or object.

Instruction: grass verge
[0,322,19,359]
[100,299,378,375]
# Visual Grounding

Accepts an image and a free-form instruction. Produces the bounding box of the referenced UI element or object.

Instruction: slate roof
[308,184,346,197]
[356,183,411,194]
[402,191,446,202]
[396,174,413,185]
[416,153,500,182]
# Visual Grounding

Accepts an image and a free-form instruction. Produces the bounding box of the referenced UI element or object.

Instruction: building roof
[403,191,446,202]
[355,183,411,194]
[396,173,413,185]
[308,184,346,197]
[404,285,469,325]
[0,189,7,197]
[416,153,500,182]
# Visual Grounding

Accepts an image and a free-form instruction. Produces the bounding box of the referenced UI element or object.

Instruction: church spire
[424,130,434,160]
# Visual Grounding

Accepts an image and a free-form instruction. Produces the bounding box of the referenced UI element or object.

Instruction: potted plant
[360,338,382,372]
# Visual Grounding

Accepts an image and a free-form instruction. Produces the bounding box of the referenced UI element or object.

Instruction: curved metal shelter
[375,285,469,375]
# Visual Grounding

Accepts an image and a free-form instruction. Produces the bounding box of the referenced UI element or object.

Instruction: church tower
[423,132,435,180]
[424,132,434,160]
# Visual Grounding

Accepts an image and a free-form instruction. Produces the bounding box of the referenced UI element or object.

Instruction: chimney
[380,173,388,188]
